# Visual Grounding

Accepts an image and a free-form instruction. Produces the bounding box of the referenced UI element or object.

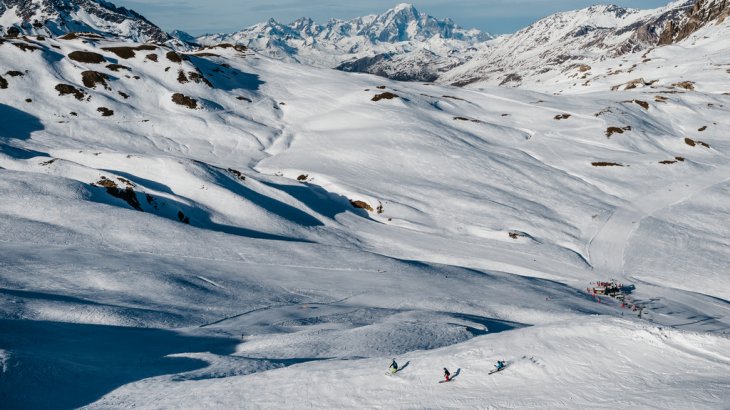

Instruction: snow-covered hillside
[197,3,492,82]
[0,0,170,43]
[1,0,729,408]
[441,0,730,88]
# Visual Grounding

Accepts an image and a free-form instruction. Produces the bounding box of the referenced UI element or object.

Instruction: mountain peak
[390,3,418,13]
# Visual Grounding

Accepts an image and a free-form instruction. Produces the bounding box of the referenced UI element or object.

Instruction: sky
[113,0,674,36]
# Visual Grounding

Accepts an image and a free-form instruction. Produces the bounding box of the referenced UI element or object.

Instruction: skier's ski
[438,379,454,383]
[488,367,506,375]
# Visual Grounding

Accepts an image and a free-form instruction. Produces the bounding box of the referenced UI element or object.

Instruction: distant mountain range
[193,3,492,82]
[193,0,730,85]
[2,0,728,85]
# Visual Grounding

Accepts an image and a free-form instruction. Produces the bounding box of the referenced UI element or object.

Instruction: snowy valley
[0,0,729,408]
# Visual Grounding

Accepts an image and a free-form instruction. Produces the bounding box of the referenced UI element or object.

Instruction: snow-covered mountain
[2,0,730,408]
[441,0,730,88]
[197,3,492,81]
[0,0,170,42]
[195,0,729,85]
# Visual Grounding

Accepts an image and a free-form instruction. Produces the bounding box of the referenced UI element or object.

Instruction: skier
[443,368,451,381]
[389,359,398,374]
[495,360,506,371]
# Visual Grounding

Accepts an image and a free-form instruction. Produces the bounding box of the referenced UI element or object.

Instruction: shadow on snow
[0,319,238,409]
[0,104,43,142]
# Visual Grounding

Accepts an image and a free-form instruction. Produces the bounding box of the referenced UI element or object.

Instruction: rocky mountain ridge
[441,0,730,87]
[0,0,170,43]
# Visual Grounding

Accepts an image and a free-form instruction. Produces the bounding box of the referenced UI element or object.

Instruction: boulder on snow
[68,51,106,64]
[171,93,198,109]
[82,71,110,89]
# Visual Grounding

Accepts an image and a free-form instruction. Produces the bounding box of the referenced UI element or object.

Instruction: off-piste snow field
[1,1,730,409]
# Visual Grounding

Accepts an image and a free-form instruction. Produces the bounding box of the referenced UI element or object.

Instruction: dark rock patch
[171,93,197,109]
[592,162,624,167]
[12,42,39,52]
[60,32,104,40]
[97,107,114,116]
[166,51,186,63]
[102,47,136,59]
[6,71,24,77]
[454,116,482,123]
[200,43,247,52]
[685,137,710,148]
[611,78,657,91]
[672,81,695,90]
[606,126,631,138]
[177,69,189,84]
[509,231,531,239]
[55,84,86,100]
[633,100,649,109]
[96,177,142,211]
[372,92,398,102]
[59,32,79,40]
[191,52,219,58]
[442,95,467,102]
[227,168,246,181]
[350,200,374,212]
[81,71,110,89]
[187,70,212,87]
[106,64,130,72]
[68,51,106,64]
[6,27,20,38]
[102,45,157,59]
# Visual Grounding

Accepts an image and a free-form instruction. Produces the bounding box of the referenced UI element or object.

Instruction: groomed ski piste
[1,3,730,409]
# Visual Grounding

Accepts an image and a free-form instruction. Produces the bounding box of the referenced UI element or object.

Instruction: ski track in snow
[589,163,730,278]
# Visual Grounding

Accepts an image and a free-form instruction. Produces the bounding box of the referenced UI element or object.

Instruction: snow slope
[90,318,730,409]
[1,1,729,408]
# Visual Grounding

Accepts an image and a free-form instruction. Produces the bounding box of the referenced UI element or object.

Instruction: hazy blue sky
[114,0,673,36]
